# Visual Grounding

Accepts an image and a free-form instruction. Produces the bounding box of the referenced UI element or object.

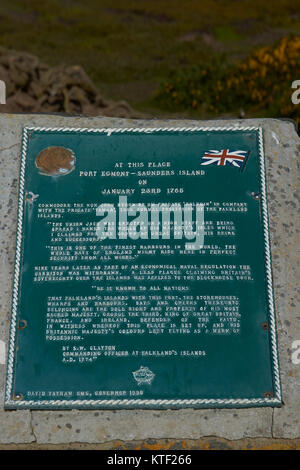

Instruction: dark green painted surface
[6,127,281,409]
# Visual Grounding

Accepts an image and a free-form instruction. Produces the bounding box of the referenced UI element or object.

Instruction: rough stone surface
[0,47,142,118]
[2,437,300,450]
[0,114,299,444]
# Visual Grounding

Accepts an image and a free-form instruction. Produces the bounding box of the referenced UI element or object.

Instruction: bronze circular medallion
[35,146,75,176]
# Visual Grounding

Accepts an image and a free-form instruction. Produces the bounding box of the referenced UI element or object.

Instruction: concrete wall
[0,114,299,447]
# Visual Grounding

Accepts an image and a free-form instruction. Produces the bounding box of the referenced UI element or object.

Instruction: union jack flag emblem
[201,149,249,170]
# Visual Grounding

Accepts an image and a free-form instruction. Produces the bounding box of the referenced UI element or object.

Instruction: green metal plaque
[5,125,282,409]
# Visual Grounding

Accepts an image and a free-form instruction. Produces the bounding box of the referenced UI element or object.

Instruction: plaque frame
[5,124,282,409]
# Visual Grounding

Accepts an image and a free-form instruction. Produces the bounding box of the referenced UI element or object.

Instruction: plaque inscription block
[5,126,282,409]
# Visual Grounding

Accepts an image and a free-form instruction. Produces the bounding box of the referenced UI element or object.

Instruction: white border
[5,125,282,409]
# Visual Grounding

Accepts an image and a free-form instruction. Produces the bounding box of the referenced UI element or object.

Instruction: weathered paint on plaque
[5,126,282,409]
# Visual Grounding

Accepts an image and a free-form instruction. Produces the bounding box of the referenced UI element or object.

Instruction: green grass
[0,0,299,117]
